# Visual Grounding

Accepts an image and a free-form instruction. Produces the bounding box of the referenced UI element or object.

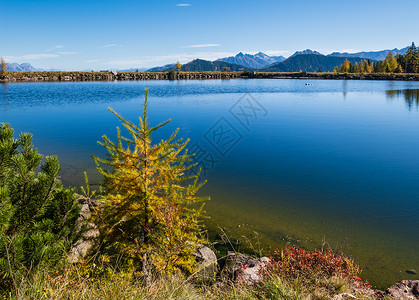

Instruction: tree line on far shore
[334,42,419,74]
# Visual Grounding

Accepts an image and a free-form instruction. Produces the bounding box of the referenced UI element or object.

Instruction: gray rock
[68,200,100,263]
[332,293,357,300]
[222,252,270,285]
[193,244,218,282]
[386,280,419,299]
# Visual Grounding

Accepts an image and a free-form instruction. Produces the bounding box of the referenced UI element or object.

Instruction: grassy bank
[5,257,379,300]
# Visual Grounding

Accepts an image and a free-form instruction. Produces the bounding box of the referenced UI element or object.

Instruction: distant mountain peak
[217,52,285,69]
[255,52,269,58]
[290,49,323,58]
[5,62,37,72]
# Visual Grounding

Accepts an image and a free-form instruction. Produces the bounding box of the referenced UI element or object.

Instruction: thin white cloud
[46,45,64,52]
[263,50,291,57]
[105,51,237,67]
[4,54,60,60]
[58,51,78,55]
[323,49,362,55]
[176,3,191,6]
[85,59,101,63]
[103,44,123,48]
[183,44,220,48]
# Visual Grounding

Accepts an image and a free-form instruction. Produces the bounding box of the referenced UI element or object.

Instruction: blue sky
[1,0,418,70]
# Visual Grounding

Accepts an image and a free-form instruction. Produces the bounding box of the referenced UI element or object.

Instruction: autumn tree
[340,59,351,73]
[365,60,374,73]
[385,52,399,73]
[353,62,360,73]
[176,61,182,72]
[0,57,7,74]
[93,89,207,283]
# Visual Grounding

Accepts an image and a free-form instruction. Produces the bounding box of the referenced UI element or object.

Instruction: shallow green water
[1,79,419,288]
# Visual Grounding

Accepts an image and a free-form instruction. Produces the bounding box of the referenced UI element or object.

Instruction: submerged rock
[386,280,419,299]
[221,252,270,285]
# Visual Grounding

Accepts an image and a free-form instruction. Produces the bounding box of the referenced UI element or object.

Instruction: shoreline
[1,71,419,83]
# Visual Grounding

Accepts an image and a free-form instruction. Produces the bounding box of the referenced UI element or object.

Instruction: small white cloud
[176,3,191,6]
[4,54,60,60]
[103,44,123,48]
[183,44,220,48]
[46,45,64,52]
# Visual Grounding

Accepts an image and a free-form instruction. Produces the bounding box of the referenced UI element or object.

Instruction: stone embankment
[0,71,240,82]
[251,71,419,81]
[1,71,419,83]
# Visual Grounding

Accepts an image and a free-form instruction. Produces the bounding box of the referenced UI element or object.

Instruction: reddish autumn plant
[267,246,371,290]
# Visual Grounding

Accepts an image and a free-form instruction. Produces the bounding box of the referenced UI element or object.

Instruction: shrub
[167,70,176,80]
[0,123,81,293]
[267,246,371,290]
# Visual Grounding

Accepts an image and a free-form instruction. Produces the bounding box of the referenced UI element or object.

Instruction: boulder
[68,200,100,263]
[386,280,419,299]
[222,251,270,285]
[193,244,218,282]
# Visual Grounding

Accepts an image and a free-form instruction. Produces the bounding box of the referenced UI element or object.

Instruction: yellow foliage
[93,89,208,277]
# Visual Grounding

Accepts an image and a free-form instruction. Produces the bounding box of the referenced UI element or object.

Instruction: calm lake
[1,79,419,288]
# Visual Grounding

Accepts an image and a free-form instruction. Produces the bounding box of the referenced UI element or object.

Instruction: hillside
[181,59,255,71]
[147,59,253,72]
[147,63,177,72]
[262,54,369,72]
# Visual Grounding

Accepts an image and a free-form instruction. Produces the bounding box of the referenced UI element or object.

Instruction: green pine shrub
[0,123,81,292]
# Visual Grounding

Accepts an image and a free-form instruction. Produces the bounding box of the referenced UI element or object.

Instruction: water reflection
[1,82,9,112]
[386,89,419,110]
[342,80,348,99]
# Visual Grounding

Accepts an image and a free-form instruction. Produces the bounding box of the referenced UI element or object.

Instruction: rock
[407,269,417,275]
[193,244,218,282]
[221,252,270,285]
[386,280,419,299]
[332,293,357,300]
[68,199,100,263]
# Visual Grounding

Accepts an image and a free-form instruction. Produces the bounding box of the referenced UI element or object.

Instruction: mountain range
[146,46,412,72]
[6,63,37,72]
[4,45,413,73]
[216,52,285,69]
[328,47,409,61]
[146,50,371,73]
[262,54,367,72]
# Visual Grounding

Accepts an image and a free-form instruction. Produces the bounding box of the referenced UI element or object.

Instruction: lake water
[1,79,419,289]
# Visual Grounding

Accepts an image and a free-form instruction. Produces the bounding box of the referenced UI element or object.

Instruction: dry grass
[0,264,381,300]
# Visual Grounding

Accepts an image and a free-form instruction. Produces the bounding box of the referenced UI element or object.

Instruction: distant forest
[335,43,419,74]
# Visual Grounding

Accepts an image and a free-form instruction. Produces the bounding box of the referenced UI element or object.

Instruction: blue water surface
[1,79,419,288]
